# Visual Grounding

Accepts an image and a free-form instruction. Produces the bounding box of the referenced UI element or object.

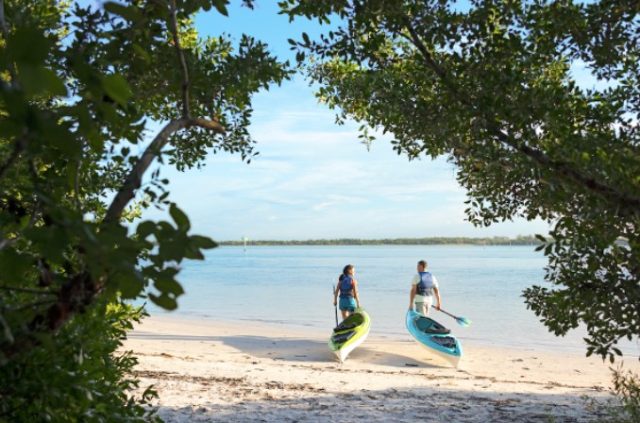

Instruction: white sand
[123,315,639,422]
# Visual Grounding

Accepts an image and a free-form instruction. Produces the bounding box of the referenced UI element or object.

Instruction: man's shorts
[414,296,434,316]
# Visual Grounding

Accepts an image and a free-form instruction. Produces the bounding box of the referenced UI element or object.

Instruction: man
[408,260,442,316]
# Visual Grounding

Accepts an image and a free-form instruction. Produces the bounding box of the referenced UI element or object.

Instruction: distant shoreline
[218,235,541,246]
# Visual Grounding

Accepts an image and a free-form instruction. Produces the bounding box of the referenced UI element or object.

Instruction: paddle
[433,306,472,327]
[332,285,339,326]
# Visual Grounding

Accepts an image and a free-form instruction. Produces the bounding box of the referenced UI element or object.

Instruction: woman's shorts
[339,296,357,312]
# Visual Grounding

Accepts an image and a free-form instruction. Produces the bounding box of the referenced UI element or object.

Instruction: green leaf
[158,239,185,262]
[169,203,190,231]
[115,271,145,299]
[103,2,143,21]
[183,245,204,260]
[189,235,217,249]
[101,74,132,106]
[0,249,32,282]
[148,293,178,310]
[24,226,70,263]
[8,27,50,65]
[19,66,67,97]
[534,234,547,243]
[212,0,229,16]
[132,44,151,63]
[154,277,184,296]
[136,221,156,239]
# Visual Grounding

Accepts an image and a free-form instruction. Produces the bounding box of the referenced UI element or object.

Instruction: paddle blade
[456,316,472,327]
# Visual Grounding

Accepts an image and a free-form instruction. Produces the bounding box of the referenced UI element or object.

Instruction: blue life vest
[339,275,354,298]
[416,271,435,296]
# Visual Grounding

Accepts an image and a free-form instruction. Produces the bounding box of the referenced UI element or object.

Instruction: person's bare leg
[341,310,348,320]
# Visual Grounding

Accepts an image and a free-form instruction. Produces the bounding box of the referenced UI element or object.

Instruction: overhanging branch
[0,285,55,295]
[400,17,640,212]
[0,1,229,366]
[0,117,224,364]
[168,0,191,118]
[103,117,224,223]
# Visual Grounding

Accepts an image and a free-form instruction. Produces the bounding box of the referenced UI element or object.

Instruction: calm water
[143,245,639,355]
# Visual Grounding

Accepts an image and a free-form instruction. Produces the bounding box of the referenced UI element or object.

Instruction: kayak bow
[406,309,462,367]
[329,307,371,363]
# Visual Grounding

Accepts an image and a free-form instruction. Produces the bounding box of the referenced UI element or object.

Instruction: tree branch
[0,117,224,364]
[7,299,57,313]
[168,0,191,118]
[400,17,640,212]
[103,117,224,224]
[0,1,230,366]
[0,285,55,295]
[493,128,640,211]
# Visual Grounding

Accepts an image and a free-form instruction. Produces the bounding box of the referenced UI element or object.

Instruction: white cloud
[140,75,547,241]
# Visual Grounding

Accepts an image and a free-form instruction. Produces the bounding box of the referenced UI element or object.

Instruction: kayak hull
[334,328,369,363]
[406,309,462,368]
[329,308,371,363]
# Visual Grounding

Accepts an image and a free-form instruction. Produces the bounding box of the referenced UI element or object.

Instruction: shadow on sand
[129,331,442,368]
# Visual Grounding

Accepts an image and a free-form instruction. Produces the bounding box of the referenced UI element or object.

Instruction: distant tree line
[220,235,540,246]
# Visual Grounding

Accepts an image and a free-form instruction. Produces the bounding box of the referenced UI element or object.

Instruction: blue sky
[143,1,554,241]
[83,1,609,241]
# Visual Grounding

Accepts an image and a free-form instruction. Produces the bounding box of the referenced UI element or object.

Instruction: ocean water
[143,245,639,356]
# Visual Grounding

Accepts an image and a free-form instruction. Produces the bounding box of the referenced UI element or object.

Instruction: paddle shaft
[333,285,339,326]
[432,305,459,320]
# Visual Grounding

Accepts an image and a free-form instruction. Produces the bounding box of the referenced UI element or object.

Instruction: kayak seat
[416,317,450,335]
[430,336,457,349]
[333,322,358,333]
[332,330,356,344]
[423,326,450,335]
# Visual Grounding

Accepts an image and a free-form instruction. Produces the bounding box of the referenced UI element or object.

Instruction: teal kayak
[329,307,371,362]
[406,309,462,367]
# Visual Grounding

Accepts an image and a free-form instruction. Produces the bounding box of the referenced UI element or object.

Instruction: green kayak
[328,307,371,362]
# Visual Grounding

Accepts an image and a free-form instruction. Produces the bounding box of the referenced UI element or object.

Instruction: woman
[333,264,361,320]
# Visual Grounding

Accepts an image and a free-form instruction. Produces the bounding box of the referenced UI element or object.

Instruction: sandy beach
[123,315,639,422]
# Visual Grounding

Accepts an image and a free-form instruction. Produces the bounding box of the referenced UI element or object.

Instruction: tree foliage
[609,366,640,422]
[0,0,289,419]
[280,0,640,361]
[0,301,159,421]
